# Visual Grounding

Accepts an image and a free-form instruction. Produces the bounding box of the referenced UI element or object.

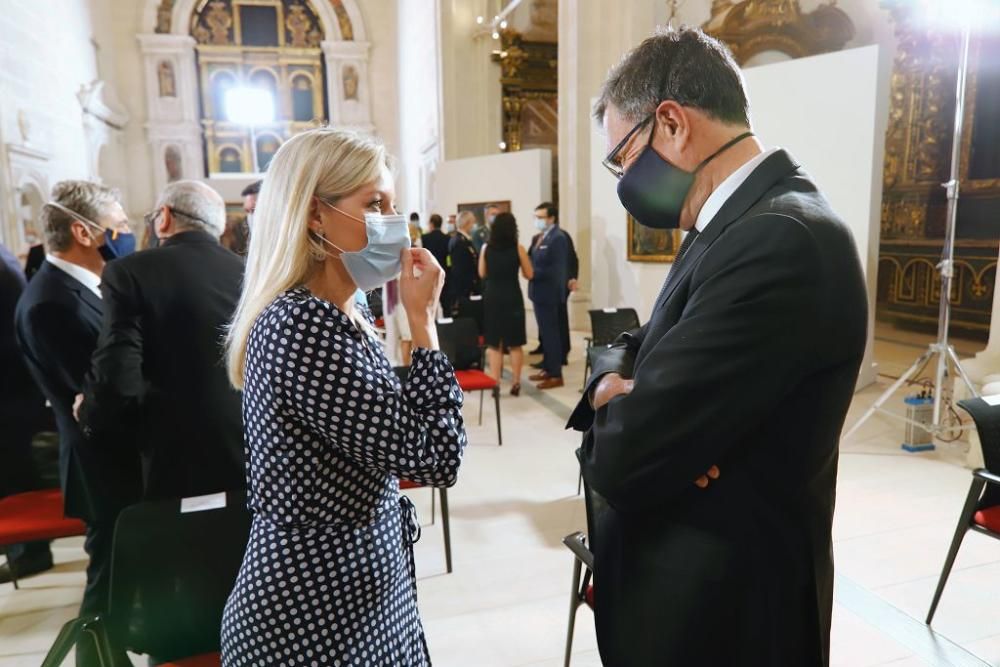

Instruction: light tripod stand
[843,15,980,443]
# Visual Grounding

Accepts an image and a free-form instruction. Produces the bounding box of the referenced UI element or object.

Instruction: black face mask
[617,126,755,230]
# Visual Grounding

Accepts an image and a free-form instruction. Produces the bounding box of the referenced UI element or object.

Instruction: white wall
[0,0,104,252]
[743,45,888,387]
[434,148,552,333]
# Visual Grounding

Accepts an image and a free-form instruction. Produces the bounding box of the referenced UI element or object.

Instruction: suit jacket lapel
[652,150,801,313]
[42,260,104,317]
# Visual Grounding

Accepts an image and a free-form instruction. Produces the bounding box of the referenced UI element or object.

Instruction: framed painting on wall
[627,214,683,263]
[456,200,511,227]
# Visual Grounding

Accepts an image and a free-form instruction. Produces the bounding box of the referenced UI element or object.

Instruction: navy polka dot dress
[221,286,467,666]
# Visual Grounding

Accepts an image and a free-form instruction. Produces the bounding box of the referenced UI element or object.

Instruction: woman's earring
[309,229,327,261]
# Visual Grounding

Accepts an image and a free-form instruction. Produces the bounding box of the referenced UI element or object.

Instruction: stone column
[138,34,205,191]
[322,40,374,133]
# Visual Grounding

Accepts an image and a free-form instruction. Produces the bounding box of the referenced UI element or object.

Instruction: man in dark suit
[528,204,570,389]
[14,181,142,648]
[422,213,450,269]
[445,211,481,316]
[78,180,246,502]
[529,204,579,365]
[0,241,53,582]
[567,29,867,666]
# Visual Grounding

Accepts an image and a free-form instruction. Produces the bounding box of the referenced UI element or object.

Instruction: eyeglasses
[144,206,211,229]
[601,114,654,180]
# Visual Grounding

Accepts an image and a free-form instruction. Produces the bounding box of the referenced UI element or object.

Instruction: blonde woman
[221,128,468,666]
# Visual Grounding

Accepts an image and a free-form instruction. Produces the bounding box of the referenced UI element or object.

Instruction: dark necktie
[654,228,700,308]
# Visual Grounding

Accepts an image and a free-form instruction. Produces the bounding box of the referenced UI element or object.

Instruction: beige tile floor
[4,327,1000,666]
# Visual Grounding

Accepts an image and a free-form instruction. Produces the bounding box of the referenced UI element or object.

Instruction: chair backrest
[456,296,485,334]
[108,490,251,661]
[958,397,1000,508]
[436,317,482,370]
[575,448,610,561]
[588,308,641,347]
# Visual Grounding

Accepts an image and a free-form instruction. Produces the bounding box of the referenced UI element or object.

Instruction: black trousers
[534,302,564,378]
[76,521,118,667]
[538,298,572,362]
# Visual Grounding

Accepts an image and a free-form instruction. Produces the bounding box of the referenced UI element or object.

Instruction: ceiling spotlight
[499,19,508,29]
[498,141,507,151]
[476,15,484,24]
[492,31,500,39]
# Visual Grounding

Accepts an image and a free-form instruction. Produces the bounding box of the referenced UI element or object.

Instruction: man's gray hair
[157,180,226,236]
[594,27,750,127]
[457,211,477,228]
[42,180,121,252]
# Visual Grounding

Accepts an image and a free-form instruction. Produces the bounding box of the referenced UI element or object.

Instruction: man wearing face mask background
[566,28,868,666]
[14,180,142,666]
[77,180,246,503]
[527,202,570,389]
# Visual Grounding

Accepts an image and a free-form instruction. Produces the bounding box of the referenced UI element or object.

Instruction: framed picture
[456,200,511,227]
[627,214,683,263]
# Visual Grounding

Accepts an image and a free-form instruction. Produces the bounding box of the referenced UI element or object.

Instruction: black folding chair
[562,449,610,666]
[42,491,251,667]
[583,308,640,391]
[926,396,1000,624]
[437,318,502,445]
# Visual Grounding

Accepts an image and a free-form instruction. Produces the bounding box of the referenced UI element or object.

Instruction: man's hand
[591,373,633,410]
[73,393,84,421]
[695,466,721,489]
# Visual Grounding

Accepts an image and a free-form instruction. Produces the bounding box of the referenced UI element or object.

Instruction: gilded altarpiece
[877,1,1000,339]
[190,0,328,174]
[494,30,558,197]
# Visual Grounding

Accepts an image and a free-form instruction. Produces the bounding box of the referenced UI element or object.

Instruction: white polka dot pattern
[221,286,467,666]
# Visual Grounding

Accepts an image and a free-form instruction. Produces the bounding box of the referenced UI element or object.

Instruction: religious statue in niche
[155,0,175,33]
[165,145,183,182]
[343,65,359,101]
[286,5,314,48]
[158,61,176,98]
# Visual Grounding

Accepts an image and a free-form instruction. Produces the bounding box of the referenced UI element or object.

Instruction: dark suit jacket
[567,150,868,666]
[447,232,481,303]
[14,261,140,521]
[421,229,450,270]
[528,227,570,306]
[79,230,246,501]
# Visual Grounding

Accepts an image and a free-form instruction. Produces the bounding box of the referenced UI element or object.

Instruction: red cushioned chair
[399,479,452,574]
[437,317,502,445]
[41,491,250,667]
[927,396,1000,625]
[0,488,86,589]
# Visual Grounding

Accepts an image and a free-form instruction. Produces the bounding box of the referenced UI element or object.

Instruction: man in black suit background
[422,213,450,312]
[528,204,578,365]
[567,29,867,666]
[14,181,142,653]
[0,241,53,582]
[78,180,246,502]
[445,211,481,316]
[528,203,570,389]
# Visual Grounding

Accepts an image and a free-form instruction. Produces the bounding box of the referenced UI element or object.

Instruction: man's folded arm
[580,215,824,511]
[566,325,646,431]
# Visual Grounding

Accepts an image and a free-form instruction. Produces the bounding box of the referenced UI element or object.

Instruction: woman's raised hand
[399,248,444,327]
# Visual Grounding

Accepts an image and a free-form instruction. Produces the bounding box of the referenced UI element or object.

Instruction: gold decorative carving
[702,0,855,65]
[329,0,354,40]
[286,5,314,48]
[205,1,233,45]
[493,28,557,162]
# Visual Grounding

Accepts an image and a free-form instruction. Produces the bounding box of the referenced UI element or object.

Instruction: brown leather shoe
[529,370,549,382]
[536,377,564,390]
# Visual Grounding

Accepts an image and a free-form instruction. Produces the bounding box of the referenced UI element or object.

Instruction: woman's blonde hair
[226,127,387,389]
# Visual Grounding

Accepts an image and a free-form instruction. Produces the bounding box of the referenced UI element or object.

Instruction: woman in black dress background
[478,212,533,396]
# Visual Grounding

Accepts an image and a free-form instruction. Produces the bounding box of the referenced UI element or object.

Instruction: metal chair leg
[478,390,484,425]
[927,477,985,624]
[494,386,502,446]
[577,470,582,496]
[5,546,18,590]
[431,487,436,525]
[564,557,583,667]
[440,488,452,574]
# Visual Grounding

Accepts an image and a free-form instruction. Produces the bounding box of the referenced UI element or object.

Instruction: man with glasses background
[567,28,867,666]
[76,180,246,507]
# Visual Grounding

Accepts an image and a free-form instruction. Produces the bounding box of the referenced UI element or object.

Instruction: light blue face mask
[316,200,411,292]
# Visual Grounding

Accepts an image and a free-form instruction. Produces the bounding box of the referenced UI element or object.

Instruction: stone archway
[138,0,373,192]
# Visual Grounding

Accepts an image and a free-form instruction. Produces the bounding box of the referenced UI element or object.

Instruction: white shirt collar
[46,254,102,298]
[695,147,779,233]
